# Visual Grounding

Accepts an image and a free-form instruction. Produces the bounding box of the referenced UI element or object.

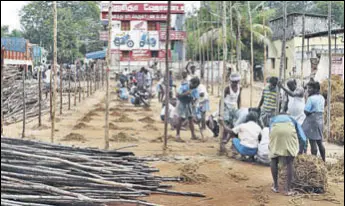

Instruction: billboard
[101,3,185,14]
[102,13,168,21]
[111,31,160,51]
[111,31,137,50]
[131,21,147,31]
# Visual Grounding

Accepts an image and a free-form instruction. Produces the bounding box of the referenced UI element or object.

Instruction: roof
[270,13,328,22]
[85,50,106,59]
[305,28,344,38]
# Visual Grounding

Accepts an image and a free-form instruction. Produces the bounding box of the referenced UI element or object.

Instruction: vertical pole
[164,0,171,151]
[327,1,332,141]
[79,66,81,102]
[276,2,287,115]
[211,27,214,95]
[68,69,71,110]
[102,61,104,88]
[217,2,221,97]
[248,1,254,107]
[50,67,52,119]
[94,61,97,93]
[51,1,57,143]
[230,1,233,65]
[22,69,26,138]
[60,65,63,115]
[236,6,241,76]
[105,1,112,150]
[301,1,306,82]
[83,66,85,100]
[263,11,267,86]
[74,66,77,106]
[38,69,42,126]
[196,8,202,75]
[87,66,90,97]
[1,47,5,135]
[206,33,210,91]
[219,1,227,155]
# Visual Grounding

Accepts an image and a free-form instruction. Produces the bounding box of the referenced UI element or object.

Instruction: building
[99,2,186,71]
[267,13,344,81]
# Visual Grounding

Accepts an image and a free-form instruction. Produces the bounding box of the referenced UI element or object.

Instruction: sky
[1,1,200,31]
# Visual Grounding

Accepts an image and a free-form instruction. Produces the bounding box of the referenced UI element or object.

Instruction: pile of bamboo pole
[1,137,205,205]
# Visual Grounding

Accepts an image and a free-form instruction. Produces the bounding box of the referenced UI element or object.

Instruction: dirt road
[3,83,344,206]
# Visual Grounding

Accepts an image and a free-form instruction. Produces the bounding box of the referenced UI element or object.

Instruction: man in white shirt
[220,112,261,159]
[256,127,270,165]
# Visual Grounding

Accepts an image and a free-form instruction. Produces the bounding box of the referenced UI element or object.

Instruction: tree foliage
[20,1,103,64]
[1,25,23,37]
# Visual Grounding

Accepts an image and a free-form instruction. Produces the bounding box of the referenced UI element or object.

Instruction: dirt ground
[3,83,344,206]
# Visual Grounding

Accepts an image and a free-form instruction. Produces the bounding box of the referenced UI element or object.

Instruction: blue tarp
[1,37,26,52]
[85,50,106,59]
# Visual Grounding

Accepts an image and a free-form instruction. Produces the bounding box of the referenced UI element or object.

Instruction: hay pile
[280,155,328,193]
[321,75,344,146]
[110,133,138,142]
[61,133,87,142]
[327,157,344,183]
[179,164,208,184]
[73,123,91,130]
[144,124,158,131]
[228,171,249,182]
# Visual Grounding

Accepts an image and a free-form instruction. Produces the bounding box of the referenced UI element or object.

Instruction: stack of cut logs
[1,137,205,205]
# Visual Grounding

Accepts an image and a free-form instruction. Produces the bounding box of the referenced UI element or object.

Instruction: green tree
[20,1,103,64]
[1,25,9,37]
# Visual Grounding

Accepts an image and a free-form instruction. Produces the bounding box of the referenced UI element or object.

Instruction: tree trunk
[60,64,63,115]
[22,69,26,138]
[248,1,254,107]
[1,47,5,135]
[164,1,171,151]
[104,1,112,150]
[219,1,227,155]
[51,1,57,143]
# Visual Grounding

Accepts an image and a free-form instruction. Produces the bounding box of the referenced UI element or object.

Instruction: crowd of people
[114,62,327,196]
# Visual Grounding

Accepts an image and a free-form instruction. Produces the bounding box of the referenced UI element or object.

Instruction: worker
[187,65,197,81]
[220,73,242,154]
[220,112,261,161]
[302,81,326,162]
[176,72,199,142]
[269,113,307,196]
[278,79,306,125]
[256,123,270,165]
[258,76,279,127]
[136,67,146,90]
[197,83,210,130]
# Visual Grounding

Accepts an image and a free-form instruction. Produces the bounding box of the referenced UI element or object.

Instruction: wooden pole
[206,33,210,92]
[276,2,287,115]
[164,0,171,151]
[74,64,77,107]
[87,66,90,97]
[219,1,227,155]
[230,1,233,66]
[1,47,5,135]
[327,1,332,141]
[263,11,267,86]
[211,26,214,95]
[51,1,57,143]
[105,1,112,150]
[22,69,26,139]
[248,1,254,107]
[68,69,71,110]
[60,65,63,115]
[236,6,241,77]
[196,8,202,75]
[38,69,42,126]
[301,1,306,82]
[94,62,97,93]
[217,2,221,97]
[79,67,81,103]
[50,67,52,120]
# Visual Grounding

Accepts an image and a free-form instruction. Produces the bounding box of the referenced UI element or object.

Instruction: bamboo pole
[236,7,241,77]
[196,8,202,75]
[206,33,210,92]
[105,1,112,150]
[87,66,90,97]
[301,1,306,83]
[68,69,71,110]
[219,1,227,155]
[60,65,63,115]
[211,27,214,95]
[51,1,57,143]
[327,1,332,141]
[217,2,221,97]
[1,46,5,135]
[229,1,233,66]
[248,1,254,107]
[38,69,42,126]
[79,67,81,103]
[263,11,267,86]
[164,0,171,151]
[74,66,77,107]
[22,69,26,139]
[276,2,287,115]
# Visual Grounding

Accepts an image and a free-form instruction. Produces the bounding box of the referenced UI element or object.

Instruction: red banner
[110,49,171,61]
[102,13,168,21]
[131,50,151,61]
[101,3,184,14]
[159,31,187,40]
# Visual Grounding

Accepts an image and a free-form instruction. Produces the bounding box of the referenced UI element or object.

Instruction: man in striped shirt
[258,77,278,127]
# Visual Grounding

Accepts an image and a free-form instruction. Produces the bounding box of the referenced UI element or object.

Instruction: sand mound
[80,115,93,123]
[124,108,137,112]
[61,133,87,142]
[248,186,270,206]
[280,155,328,193]
[179,163,208,184]
[110,132,138,142]
[228,171,249,182]
[327,157,344,183]
[94,107,105,112]
[73,123,91,130]
[87,111,100,117]
[139,116,155,124]
[150,135,181,143]
[144,124,158,131]
[113,115,134,123]
[31,124,50,130]
[110,111,122,116]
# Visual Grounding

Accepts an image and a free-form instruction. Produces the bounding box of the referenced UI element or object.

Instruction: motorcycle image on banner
[139,32,157,48]
[113,32,135,48]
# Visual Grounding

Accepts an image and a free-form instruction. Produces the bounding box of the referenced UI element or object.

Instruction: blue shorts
[232,138,258,156]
